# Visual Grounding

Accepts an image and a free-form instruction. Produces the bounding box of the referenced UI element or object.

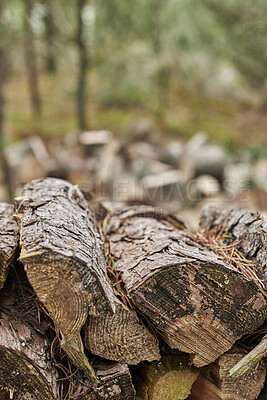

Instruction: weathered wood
[85,296,160,365]
[83,361,136,400]
[104,206,266,367]
[200,206,267,287]
[15,178,115,384]
[188,345,266,400]
[134,353,199,400]
[0,264,59,400]
[228,334,267,377]
[0,203,19,289]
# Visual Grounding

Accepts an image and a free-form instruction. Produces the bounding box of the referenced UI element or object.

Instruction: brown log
[133,353,199,400]
[200,206,267,287]
[83,360,136,400]
[104,206,266,367]
[15,178,115,384]
[0,203,19,289]
[0,264,59,399]
[188,345,266,400]
[84,296,160,365]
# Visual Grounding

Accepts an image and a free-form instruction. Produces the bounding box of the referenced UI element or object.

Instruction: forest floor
[4,71,267,155]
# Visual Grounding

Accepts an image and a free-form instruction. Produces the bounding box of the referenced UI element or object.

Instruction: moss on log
[0,203,19,289]
[15,178,115,384]
[104,206,266,367]
[85,296,160,365]
[134,353,199,400]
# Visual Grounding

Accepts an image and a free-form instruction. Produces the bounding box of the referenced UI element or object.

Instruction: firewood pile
[0,177,266,400]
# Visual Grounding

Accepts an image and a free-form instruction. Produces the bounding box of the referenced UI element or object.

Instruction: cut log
[104,206,266,367]
[15,178,115,384]
[84,296,160,364]
[200,206,267,287]
[0,264,59,399]
[83,360,136,400]
[133,353,199,400]
[188,345,266,400]
[0,203,19,289]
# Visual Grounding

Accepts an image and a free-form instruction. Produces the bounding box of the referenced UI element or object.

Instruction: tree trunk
[0,44,13,201]
[84,296,160,365]
[188,345,266,400]
[15,177,115,384]
[76,0,89,130]
[24,0,42,117]
[134,353,199,400]
[104,206,266,367]
[0,203,19,289]
[200,206,267,287]
[43,0,57,73]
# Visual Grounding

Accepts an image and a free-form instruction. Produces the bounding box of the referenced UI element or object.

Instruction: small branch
[228,335,267,378]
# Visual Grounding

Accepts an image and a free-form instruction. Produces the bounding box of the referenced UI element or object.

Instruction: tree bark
[200,206,267,287]
[76,0,89,130]
[134,353,199,400]
[104,206,266,367]
[84,296,160,365]
[188,345,266,400]
[24,0,42,117]
[0,264,59,399]
[15,178,115,384]
[0,203,19,289]
[84,361,136,400]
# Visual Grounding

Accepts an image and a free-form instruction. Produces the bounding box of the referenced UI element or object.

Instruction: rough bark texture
[200,206,267,287]
[134,353,199,400]
[0,265,59,400]
[104,206,266,367]
[15,178,115,383]
[0,203,19,289]
[83,361,136,400]
[188,345,266,400]
[85,296,160,365]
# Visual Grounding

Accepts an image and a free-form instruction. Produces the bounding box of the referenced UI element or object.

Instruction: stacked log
[0,178,266,399]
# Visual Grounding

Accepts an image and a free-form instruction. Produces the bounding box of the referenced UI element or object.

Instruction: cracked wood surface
[85,296,160,365]
[15,178,115,383]
[83,361,136,400]
[0,203,19,290]
[0,265,59,400]
[200,206,267,287]
[104,206,267,367]
[188,345,266,400]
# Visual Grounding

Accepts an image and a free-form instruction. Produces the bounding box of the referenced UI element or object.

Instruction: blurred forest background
[0,0,267,225]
